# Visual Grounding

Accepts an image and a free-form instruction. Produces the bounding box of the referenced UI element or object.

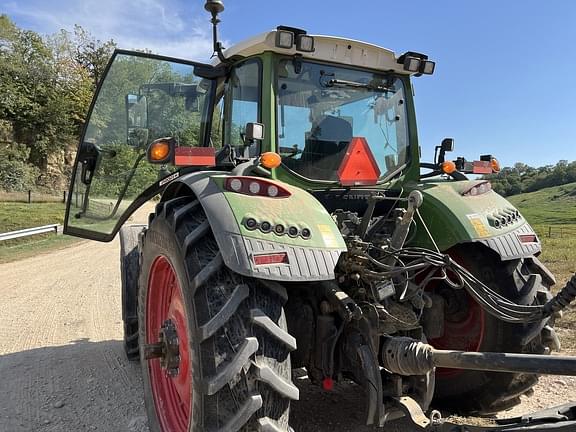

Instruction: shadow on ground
[0,340,415,432]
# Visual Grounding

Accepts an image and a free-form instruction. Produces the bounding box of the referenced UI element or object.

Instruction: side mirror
[126,94,148,128]
[126,94,149,147]
[244,122,264,143]
[436,137,455,164]
[441,137,454,152]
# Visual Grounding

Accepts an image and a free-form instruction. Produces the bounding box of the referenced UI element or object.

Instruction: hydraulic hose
[542,274,576,318]
[365,245,576,324]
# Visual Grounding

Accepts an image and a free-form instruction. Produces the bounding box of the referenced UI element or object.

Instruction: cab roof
[215,29,413,75]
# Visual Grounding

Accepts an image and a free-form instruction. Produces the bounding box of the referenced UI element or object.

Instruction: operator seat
[300,115,352,175]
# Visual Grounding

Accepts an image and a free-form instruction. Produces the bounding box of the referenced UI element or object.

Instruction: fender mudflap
[163,172,347,282]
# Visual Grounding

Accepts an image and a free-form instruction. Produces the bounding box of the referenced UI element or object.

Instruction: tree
[0,16,115,188]
[73,25,116,87]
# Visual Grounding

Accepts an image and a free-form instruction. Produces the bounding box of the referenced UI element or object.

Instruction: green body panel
[406,179,525,251]
[209,175,346,250]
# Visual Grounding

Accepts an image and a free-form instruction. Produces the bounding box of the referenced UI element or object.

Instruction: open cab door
[64,50,220,241]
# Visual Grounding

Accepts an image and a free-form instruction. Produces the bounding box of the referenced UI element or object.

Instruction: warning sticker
[317,224,339,247]
[159,171,180,186]
[466,213,490,237]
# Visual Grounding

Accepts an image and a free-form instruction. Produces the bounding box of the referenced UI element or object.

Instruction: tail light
[518,234,538,243]
[463,181,492,196]
[253,252,289,266]
[224,177,291,198]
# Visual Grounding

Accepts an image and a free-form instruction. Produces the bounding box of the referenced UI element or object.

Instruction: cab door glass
[66,51,215,239]
[228,60,261,156]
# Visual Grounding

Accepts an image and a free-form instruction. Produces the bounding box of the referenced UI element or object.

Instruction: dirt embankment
[0,237,574,431]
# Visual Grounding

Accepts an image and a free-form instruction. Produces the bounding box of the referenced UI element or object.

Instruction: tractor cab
[64,26,434,240]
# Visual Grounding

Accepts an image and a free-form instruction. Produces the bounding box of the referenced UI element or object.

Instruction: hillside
[507,182,576,225]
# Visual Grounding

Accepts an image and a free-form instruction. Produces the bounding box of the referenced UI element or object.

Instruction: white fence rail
[0,224,61,242]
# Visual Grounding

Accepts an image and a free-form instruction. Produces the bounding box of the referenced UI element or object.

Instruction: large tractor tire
[430,245,554,415]
[120,224,146,362]
[138,196,298,432]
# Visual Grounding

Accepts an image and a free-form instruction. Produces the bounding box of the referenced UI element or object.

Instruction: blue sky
[3,0,575,168]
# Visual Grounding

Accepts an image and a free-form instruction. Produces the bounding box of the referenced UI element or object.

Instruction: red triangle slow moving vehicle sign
[337,137,381,186]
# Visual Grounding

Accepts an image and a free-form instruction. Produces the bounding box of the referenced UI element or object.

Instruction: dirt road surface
[1,230,575,431]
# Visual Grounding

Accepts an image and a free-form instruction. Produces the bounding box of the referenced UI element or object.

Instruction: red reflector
[322,377,334,391]
[472,160,493,174]
[337,137,381,186]
[253,252,289,266]
[224,177,291,198]
[518,234,538,243]
[174,147,216,166]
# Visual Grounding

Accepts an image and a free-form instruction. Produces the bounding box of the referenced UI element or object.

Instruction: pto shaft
[382,337,576,376]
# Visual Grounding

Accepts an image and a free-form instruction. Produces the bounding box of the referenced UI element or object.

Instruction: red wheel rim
[429,292,485,377]
[428,251,486,378]
[147,256,191,432]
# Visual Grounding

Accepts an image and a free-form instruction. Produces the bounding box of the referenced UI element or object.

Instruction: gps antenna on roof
[204,0,228,63]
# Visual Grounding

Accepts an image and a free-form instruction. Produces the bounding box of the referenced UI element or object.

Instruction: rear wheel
[139,196,298,431]
[120,224,146,362]
[430,245,553,415]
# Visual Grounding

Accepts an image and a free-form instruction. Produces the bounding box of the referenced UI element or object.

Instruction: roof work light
[398,51,436,75]
[275,26,314,52]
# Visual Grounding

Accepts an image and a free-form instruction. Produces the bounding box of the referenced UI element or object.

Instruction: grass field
[508,182,576,225]
[508,183,576,349]
[0,202,79,263]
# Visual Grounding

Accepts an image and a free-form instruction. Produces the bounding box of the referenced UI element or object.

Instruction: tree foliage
[0,15,115,187]
[484,160,576,196]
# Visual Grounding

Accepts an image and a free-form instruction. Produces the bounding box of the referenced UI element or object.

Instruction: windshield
[277,59,409,182]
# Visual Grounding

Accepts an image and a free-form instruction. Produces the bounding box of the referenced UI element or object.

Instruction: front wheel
[138,196,298,431]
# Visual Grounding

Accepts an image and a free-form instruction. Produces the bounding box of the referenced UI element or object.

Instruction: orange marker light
[260,152,282,169]
[441,161,457,174]
[491,157,501,173]
[150,141,171,161]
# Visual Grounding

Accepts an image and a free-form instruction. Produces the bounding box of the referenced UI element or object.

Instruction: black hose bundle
[542,274,576,318]
[364,246,576,324]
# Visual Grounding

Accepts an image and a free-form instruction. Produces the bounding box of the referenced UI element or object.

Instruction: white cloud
[3,0,222,61]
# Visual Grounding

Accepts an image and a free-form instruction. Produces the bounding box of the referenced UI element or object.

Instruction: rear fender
[161,172,347,281]
[408,181,541,260]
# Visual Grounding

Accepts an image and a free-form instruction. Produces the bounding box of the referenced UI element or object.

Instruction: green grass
[0,201,80,263]
[0,202,67,232]
[507,183,576,349]
[507,182,576,225]
[0,234,80,263]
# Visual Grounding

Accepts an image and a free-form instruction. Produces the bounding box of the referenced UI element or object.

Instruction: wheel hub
[144,319,181,377]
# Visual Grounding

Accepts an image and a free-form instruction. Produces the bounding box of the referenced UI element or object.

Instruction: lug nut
[274,224,285,235]
[260,221,272,232]
[301,228,311,239]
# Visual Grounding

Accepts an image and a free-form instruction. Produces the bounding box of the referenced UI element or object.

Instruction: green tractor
[64,1,576,431]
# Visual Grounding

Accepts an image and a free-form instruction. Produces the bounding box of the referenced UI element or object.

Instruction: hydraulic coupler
[381,337,576,376]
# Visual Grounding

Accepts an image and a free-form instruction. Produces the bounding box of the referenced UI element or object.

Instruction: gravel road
[0,226,575,431]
